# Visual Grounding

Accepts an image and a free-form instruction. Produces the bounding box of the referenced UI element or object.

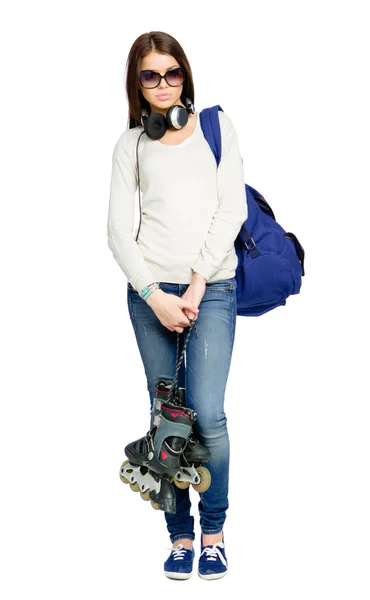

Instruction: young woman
[107,31,247,580]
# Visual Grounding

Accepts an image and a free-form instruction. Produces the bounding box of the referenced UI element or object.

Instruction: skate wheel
[173,477,190,489]
[129,482,140,492]
[191,466,211,493]
[119,460,131,484]
[140,489,151,501]
[150,500,159,510]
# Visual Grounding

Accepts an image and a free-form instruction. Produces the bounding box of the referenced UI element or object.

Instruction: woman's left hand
[181,275,207,322]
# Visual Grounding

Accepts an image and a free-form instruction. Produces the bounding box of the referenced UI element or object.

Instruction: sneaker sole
[164,571,192,580]
[198,570,228,580]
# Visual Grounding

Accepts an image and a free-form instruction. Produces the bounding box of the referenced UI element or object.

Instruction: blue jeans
[127,276,237,544]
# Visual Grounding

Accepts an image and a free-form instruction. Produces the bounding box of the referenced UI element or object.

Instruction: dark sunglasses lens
[166,67,184,86]
[140,71,160,88]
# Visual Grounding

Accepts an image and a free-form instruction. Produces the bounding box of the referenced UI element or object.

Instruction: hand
[146,289,199,333]
[181,273,207,321]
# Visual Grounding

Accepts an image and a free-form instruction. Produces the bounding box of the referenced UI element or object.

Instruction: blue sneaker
[164,544,195,580]
[198,541,228,580]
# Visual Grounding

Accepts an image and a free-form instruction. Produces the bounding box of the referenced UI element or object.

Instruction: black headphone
[134,97,195,242]
[140,97,195,140]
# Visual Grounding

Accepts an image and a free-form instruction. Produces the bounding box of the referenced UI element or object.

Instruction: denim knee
[195,413,228,447]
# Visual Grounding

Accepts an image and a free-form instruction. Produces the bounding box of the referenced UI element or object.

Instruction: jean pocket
[206,277,236,291]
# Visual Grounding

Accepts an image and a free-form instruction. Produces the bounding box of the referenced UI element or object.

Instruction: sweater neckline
[154,111,199,148]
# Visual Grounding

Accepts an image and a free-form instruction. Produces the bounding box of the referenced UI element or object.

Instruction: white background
[1,1,369,598]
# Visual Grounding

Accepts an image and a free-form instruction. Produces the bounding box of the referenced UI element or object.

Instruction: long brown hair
[125,31,195,129]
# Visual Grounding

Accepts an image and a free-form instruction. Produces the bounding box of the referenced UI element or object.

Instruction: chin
[152,101,173,112]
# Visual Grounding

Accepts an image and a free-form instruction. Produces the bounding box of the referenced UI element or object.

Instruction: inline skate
[119,379,212,513]
[170,385,211,492]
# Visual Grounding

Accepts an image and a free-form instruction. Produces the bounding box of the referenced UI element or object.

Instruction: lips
[157,94,170,100]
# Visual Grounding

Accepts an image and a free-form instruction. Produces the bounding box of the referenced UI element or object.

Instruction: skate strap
[153,418,192,459]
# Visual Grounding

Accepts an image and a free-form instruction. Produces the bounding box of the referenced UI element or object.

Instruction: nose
[158,73,169,89]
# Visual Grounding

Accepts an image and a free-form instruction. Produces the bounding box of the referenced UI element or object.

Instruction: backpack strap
[199,105,224,167]
[200,104,260,259]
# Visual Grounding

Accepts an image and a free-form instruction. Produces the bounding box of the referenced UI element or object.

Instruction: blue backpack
[199,105,305,317]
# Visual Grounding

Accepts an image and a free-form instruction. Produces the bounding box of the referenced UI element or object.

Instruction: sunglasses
[139,66,184,89]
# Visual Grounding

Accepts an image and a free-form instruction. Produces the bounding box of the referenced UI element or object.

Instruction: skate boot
[119,379,196,513]
[171,387,212,493]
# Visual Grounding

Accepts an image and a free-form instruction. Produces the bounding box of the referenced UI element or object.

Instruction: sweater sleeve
[107,134,157,296]
[190,111,248,281]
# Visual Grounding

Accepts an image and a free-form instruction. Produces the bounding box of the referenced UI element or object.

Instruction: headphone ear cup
[143,111,167,140]
[166,105,189,130]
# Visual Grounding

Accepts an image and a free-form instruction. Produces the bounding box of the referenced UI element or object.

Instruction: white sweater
[107,109,248,298]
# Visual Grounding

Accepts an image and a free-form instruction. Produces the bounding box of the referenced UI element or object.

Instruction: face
[139,51,185,116]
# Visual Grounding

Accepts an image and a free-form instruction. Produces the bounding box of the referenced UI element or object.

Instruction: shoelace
[200,542,228,567]
[166,543,191,560]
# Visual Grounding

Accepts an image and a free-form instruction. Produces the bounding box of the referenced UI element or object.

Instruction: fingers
[172,314,194,333]
[173,313,197,333]
[170,299,199,333]
[185,310,198,321]
[180,298,199,314]
[179,310,197,328]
